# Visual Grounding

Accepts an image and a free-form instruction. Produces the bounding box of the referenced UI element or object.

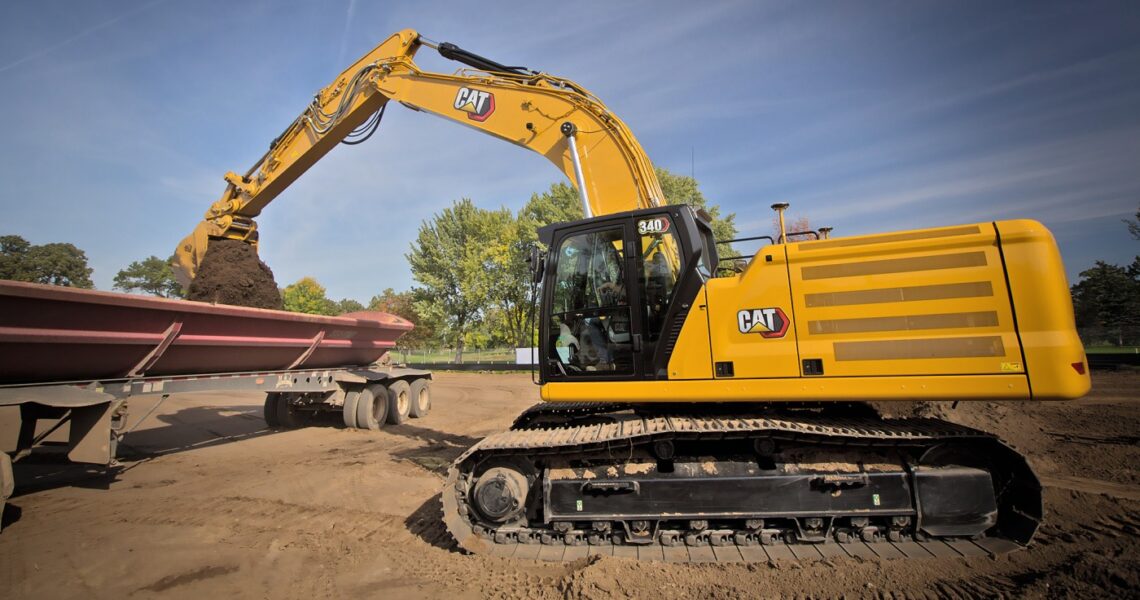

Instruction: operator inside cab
[547,214,683,376]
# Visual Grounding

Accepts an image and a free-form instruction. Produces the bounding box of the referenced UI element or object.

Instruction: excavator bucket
[173,221,213,289]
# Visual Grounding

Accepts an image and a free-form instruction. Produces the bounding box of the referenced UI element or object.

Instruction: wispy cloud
[736,124,1140,227]
[336,0,358,67]
[2,1,1137,293]
[0,0,170,74]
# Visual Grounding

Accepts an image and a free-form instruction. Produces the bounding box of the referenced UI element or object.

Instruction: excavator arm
[174,29,664,285]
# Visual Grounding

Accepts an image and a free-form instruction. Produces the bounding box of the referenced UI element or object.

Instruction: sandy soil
[1,371,1138,599]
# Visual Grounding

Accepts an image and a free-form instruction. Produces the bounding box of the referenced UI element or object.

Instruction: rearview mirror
[527,245,545,284]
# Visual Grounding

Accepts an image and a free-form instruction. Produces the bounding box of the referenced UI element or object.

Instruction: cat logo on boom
[453,87,495,121]
[737,307,789,338]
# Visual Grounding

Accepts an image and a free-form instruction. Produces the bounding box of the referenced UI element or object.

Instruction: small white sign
[515,347,538,365]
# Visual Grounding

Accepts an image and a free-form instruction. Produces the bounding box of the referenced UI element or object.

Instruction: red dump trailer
[0,281,433,525]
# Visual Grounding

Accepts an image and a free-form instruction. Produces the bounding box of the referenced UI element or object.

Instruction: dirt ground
[1,371,1138,599]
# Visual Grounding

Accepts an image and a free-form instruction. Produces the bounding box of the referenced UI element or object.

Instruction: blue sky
[1,1,1137,303]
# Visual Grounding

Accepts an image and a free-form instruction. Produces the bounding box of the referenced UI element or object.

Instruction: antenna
[771,203,790,244]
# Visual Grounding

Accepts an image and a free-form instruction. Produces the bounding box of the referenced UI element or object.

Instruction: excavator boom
[174,29,662,285]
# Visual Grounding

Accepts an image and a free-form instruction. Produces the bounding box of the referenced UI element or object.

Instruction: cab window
[637,216,683,342]
[548,228,633,375]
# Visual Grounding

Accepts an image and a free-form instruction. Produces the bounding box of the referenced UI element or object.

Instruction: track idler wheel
[471,467,529,524]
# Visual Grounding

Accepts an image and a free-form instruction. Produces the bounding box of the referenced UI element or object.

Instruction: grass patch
[1086,346,1140,354]
[395,348,517,363]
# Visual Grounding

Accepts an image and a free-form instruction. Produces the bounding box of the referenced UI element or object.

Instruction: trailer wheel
[276,393,303,429]
[0,452,11,533]
[386,380,411,425]
[355,384,388,431]
[263,393,282,428]
[342,388,361,429]
[409,379,431,418]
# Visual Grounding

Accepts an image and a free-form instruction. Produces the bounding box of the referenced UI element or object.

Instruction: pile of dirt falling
[186,238,283,309]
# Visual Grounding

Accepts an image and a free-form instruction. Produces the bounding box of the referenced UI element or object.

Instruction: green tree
[1071,259,1140,346]
[333,298,365,314]
[520,170,739,244]
[0,234,94,288]
[0,235,30,255]
[113,255,183,297]
[655,168,739,275]
[0,236,31,281]
[481,207,534,347]
[655,167,737,245]
[282,277,336,315]
[519,183,584,235]
[368,288,437,348]
[406,199,501,362]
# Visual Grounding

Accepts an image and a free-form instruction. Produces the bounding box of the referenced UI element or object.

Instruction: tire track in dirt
[1041,475,1140,501]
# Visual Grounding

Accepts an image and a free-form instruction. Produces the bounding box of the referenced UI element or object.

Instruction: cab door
[541,219,645,381]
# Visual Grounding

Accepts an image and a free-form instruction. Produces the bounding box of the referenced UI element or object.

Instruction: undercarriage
[442,403,1041,562]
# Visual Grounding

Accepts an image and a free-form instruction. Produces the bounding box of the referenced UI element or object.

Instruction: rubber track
[443,410,1030,562]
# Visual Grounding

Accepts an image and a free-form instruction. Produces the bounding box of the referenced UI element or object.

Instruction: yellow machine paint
[173,29,1094,558]
[176,27,1088,408]
[542,219,1089,403]
[174,29,666,287]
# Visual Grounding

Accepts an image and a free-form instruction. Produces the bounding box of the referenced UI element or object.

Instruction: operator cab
[536,205,717,382]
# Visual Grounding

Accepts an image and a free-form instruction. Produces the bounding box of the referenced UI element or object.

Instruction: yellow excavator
[174,29,1090,561]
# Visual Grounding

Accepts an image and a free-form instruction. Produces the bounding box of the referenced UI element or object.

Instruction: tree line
[1072,207,1140,347]
[7,184,1135,357]
[260,168,736,362]
[0,169,734,361]
[0,235,94,288]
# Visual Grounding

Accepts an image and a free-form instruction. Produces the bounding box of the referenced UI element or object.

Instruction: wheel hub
[472,467,529,523]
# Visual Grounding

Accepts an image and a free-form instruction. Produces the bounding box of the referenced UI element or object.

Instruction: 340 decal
[637,217,671,235]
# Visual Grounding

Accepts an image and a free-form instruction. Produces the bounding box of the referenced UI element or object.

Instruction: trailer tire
[0,452,11,534]
[409,379,431,418]
[386,380,411,425]
[355,385,388,431]
[342,388,361,429]
[263,393,282,428]
[276,393,303,429]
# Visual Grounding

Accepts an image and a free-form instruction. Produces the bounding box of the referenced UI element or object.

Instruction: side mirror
[527,245,545,284]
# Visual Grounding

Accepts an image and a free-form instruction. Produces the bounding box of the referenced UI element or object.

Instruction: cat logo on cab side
[737,307,789,338]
